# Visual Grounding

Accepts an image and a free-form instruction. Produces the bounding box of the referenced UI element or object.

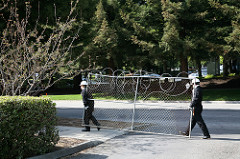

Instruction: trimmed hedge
[0,96,59,159]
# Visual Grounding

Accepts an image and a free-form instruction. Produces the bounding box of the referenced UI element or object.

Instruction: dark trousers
[187,107,210,137]
[84,109,100,130]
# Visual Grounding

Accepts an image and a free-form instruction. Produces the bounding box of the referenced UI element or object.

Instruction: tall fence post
[131,76,140,131]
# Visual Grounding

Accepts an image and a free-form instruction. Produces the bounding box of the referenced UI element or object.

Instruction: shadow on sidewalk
[62,153,108,159]
[211,137,240,142]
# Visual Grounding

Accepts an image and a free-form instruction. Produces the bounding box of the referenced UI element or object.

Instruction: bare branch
[0,0,84,96]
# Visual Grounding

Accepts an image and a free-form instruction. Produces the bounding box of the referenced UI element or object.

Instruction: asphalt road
[56,100,240,134]
[56,100,240,159]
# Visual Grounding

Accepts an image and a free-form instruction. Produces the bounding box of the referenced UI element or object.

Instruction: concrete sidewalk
[58,126,125,142]
[28,126,126,159]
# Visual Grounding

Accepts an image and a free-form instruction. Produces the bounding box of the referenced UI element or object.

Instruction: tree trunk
[231,59,237,73]
[196,59,202,77]
[223,57,229,77]
[229,60,233,73]
[163,60,168,73]
[180,55,188,72]
[108,56,115,71]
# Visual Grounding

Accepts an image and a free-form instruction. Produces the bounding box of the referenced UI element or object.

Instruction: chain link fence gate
[83,69,193,135]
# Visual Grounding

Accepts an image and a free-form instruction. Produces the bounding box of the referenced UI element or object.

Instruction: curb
[27,140,103,159]
[202,101,240,104]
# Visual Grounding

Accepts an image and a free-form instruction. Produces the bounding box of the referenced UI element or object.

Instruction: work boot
[97,126,101,131]
[202,136,211,139]
[82,127,90,132]
[179,131,189,136]
[97,124,101,131]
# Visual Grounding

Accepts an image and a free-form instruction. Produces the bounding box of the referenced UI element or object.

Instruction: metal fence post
[131,77,140,130]
[189,108,193,138]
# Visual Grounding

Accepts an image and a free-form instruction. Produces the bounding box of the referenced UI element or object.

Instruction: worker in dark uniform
[80,81,100,132]
[181,78,210,139]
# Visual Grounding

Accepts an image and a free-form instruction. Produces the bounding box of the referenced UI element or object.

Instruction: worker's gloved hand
[189,107,193,111]
[189,103,193,111]
[84,106,89,110]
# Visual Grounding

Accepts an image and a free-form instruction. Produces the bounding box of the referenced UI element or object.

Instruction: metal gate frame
[84,69,193,136]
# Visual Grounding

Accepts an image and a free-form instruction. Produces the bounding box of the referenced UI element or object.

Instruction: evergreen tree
[120,0,166,72]
[209,0,240,75]
[161,0,185,72]
[83,0,118,69]
[179,0,212,76]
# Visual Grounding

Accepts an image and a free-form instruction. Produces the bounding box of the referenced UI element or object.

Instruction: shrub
[0,96,59,159]
[204,74,214,79]
[228,73,236,77]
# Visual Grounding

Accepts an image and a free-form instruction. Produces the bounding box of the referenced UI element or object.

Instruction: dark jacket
[81,88,94,111]
[190,85,202,109]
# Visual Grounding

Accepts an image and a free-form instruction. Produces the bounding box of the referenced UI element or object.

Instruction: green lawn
[203,88,240,101]
[45,94,82,100]
[44,88,240,101]
[44,94,117,100]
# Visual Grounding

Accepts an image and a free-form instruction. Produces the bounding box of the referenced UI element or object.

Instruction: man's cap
[80,81,88,86]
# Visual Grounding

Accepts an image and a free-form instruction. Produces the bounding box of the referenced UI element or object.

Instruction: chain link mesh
[84,69,192,135]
